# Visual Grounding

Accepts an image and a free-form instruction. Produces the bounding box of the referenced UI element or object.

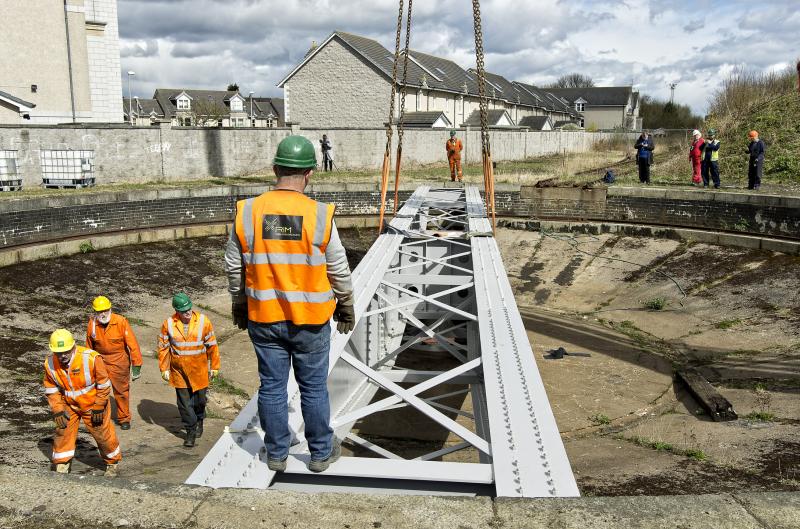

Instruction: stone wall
[0,124,628,186]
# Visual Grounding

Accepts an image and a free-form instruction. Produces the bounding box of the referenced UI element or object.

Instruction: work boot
[267,457,287,472]
[54,461,71,474]
[104,463,119,478]
[120,422,130,431]
[196,420,203,438]
[183,428,197,448]
[308,439,341,473]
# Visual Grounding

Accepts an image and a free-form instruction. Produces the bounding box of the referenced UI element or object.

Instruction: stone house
[278,31,581,129]
[546,87,641,130]
[0,0,123,124]
[148,89,283,127]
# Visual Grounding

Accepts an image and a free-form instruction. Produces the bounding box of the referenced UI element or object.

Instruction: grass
[715,318,742,330]
[79,241,95,254]
[209,375,249,399]
[126,316,149,327]
[643,296,667,311]
[745,411,776,422]
[589,413,611,426]
[628,435,708,461]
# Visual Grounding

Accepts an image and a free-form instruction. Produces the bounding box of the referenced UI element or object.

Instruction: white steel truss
[186,186,579,497]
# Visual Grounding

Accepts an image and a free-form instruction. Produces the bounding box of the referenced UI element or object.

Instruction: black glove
[232,301,248,330]
[91,408,105,427]
[53,411,69,429]
[332,303,355,334]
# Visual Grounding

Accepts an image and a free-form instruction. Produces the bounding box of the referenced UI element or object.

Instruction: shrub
[643,296,667,310]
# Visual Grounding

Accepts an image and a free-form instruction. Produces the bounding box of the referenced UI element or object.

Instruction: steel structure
[187,186,579,497]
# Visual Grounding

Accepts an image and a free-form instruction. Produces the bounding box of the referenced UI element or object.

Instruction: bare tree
[547,73,595,88]
[192,97,228,127]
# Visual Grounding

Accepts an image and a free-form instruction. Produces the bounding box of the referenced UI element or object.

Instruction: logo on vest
[262,214,303,241]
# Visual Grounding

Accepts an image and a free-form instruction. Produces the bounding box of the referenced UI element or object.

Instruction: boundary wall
[0,124,629,186]
[1,184,798,265]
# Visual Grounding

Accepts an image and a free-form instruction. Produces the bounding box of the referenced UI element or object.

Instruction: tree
[192,97,228,127]
[547,73,595,88]
[227,83,239,91]
[639,94,702,129]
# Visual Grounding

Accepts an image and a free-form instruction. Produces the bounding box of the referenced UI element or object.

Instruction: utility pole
[249,90,254,127]
[127,71,136,125]
[669,82,678,104]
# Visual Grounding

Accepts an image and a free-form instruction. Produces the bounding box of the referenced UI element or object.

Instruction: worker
[85,296,142,430]
[446,130,463,182]
[320,134,334,172]
[634,130,655,184]
[745,130,766,190]
[224,135,355,473]
[689,129,704,185]
[701,128,721,189]
[44,329,121,477]
[158,293,220,448]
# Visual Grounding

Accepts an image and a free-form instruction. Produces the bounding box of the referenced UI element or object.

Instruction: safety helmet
[450,130,456,137]
[273,135,317,169]
[92,295,112,312]
[172,292,192,312]
[748,130,758,139]
[707,128,717,137]
[49,329,76,353]
[692,129,701,137]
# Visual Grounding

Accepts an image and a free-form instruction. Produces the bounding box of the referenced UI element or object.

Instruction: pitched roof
[0,89,35,110]
[152,89,276,118]
[463,109,512,127]
[123,97,164,118]
[545,87,633,107]
[518,115,551,130]
[400,111,452,127]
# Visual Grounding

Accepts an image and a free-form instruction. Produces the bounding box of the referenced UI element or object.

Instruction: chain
[471,0,491,157]
[397,0,413,146]
[384,0,405,156]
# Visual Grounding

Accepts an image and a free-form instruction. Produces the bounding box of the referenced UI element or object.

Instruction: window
[177,97,190,110]
[579,118,585,128]
[230,98,243,112]
[575,102,585,112]
[266,117,274,127]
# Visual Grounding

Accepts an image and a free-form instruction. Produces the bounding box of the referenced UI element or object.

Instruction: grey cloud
[120,39,159,57]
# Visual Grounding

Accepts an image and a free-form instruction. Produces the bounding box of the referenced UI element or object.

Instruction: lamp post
[133,96,139,125]
[249,91,254,127]
[126,71,135,125]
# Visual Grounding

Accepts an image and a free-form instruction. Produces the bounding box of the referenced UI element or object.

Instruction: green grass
[589,413,611,426]
[209,375,249,399]
[643,296,667,311]
[628,435,707,460]
[715,318,742,330]
[79,241,95,254]
[745,411,775,422]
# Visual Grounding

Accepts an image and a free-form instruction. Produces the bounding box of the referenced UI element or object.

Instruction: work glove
[210,370,219,382]
[53,411,70,429]
[232,301,248,330]
[131,365,142,381]
[161,370,170,382]
[91,408,105,427]
[332,303,356,334]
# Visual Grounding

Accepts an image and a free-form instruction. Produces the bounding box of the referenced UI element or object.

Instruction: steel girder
[186,185,579,497]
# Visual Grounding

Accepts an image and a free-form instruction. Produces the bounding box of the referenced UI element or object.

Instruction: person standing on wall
[634,130,655,184]
[689,129,704,186]
[158,293,220,448]
[701,128,721,189]
[320,134,333,172]
[745,130,766,190]
[86,296,143,430]
[446,130,463,182]
[225,135,355,473]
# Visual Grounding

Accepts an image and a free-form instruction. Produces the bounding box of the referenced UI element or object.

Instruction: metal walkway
[186,186,579,497]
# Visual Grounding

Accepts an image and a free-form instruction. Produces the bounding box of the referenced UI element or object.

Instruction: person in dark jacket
[634,131,655,184]
[700,128,721,189]
[319,134,333,172]
[746,130,766,190]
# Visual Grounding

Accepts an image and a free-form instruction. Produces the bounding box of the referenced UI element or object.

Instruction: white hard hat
[692,129,701,136]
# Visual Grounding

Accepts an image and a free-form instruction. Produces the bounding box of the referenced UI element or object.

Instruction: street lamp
[133,96,139,125]
[127,71,135,125]
[249,91,254,127]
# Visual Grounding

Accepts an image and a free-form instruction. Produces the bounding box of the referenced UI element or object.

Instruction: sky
[118,0,800,115]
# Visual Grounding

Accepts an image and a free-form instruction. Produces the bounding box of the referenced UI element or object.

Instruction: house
[545,87,641,130]
[123,97,166,125]
[278,30,581,129]
[401,111,453,128]
[518,115,553,131]
[0,0,123,124]
[149,89,283,127]
[463,109,514,127]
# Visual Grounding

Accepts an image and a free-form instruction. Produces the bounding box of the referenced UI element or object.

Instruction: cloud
[120,39,159,58]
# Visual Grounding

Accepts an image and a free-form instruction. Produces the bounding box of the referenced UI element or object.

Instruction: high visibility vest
[43,346,110,411]
[235,190,336,325]
[164,313,213,356]
[710,140,720,162]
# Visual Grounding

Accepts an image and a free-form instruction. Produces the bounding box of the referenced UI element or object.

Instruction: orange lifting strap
[377,0,496,233]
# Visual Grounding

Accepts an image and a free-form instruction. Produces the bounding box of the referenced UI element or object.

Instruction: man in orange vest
[224,135,355,473]
[44,329,122,476]
[158,293,220,448]
[446,130,463,182]
[86,295,142,430]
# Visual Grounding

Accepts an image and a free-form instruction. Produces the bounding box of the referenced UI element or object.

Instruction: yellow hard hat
[92,295,112,312]
[49,329,75,353]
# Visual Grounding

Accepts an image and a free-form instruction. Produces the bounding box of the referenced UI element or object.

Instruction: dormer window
[575,102,585,112]
[230,97,243,112]
[177,97,190,110]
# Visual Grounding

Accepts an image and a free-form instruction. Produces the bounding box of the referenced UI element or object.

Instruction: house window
[177,97,190,110]
[575,102,585,112]
[579,118,585,128]
[266,117,274,128]
[230,98,243,112]
[180,117,192,126]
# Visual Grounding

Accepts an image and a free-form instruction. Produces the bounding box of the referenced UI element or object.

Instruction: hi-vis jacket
[158,311,220,390]
[232,190,340,325]
[86,313,142,370]
[446,138,463,160]
[43,346,112,413]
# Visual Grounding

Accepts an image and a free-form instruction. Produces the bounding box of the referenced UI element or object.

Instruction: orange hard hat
[748,130,758,139]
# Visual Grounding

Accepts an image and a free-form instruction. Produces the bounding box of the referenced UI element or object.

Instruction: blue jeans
[248,321,333,461]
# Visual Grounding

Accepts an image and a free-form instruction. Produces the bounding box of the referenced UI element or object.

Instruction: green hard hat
[273,135,317,169]
[450,130,456,137]
[708,128,717,136]
[172,292,192,312]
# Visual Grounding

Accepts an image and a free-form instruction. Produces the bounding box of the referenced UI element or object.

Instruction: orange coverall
[446,137,463,181]
[43,346,122,465]
[158,311,220,390]
[86,313,142,424]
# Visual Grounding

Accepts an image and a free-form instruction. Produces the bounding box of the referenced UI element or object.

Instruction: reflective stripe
[82,351,91,386]
[105,446,121,459]
[175,349,205,356]
[46,357,59,389]
[203,332,215,341]
[245,287,334,303]
[167,314,207,352]
[205,340,218,346]
[243,252,327,266]
[160,334,169,340]
[52,449,75,459]
[63,384,95,398]
[96,381,112,389]
[242,198,255,251]
[91,318,96,339]
[312,201,328,251]
[44,387,60,394]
